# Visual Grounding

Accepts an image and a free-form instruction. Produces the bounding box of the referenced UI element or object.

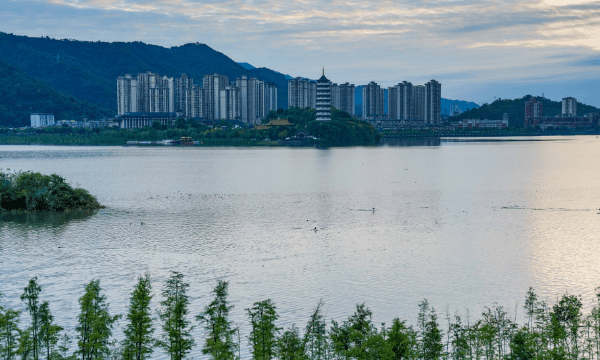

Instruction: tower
[316,68,332,121]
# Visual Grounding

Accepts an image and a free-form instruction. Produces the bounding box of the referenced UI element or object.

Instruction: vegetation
[5,278,600,360]
[158,271,195,360]
[0,60,111,127]
[76,280,119,360]
[0,107,379,146]
[196,280,238,360]
[450,95,600,128]
[0,32,289,113]
[0,171,102,212]
[122,274,155,360]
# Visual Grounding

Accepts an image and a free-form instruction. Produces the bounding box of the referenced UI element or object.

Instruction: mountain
[441,99,479,114]
[238,62,256,70]
[0,59,111,127]
[0,32,289,112]
[450,95,600,127]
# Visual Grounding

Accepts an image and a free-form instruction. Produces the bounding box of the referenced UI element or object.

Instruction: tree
[158,271,194,360]
[510,328,535,360]
[39,301,63,360]
[75,280,119,360]
[196,280,238,360]
[0,293,22,360]
[276,325,304,360]
[304,300,329,360]
[417,300,443,360]
[386,318,413,360]
[330,304,375,360]
[21,277,42,360]
[122,273,154,360]
[247,300,280,360]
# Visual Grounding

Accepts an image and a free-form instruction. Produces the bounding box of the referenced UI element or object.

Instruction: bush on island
[0,171,103,212]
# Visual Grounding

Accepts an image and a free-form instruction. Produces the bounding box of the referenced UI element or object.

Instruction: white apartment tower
[219,86,240,120]
[203,73,229,120]
[331,83,340,110]
[316,70,332,121]
[288,78,316,108]
[30,114,55,128]
[175,74,193,112]
[562,97,577,117]
[362,81,384,120]
[185,85,204,118]
[117,75,138,115]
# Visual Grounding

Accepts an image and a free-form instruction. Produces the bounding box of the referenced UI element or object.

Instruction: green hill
[450,95,600,127]
[0,32,289,112]
[0,60,111,127]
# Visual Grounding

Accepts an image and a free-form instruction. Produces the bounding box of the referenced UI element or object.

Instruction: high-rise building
[316,70,332,121]
[424,80,441,125]
[136,72,161,113]
[149,76,174,113]
[117,75,138,115]
[185,85,204,118]
[175,74,193,113]
[562,97,577,117]
[219,86,240,120]
[258,82,278,118]
[203,74,229,120]
[388,81,414,120]
[362,81,384,120]
[413,85,425,122]
[338,83,355,115]
[331,83,340,110]
[525,98,543,126]
[288,78,316,109]
[236,76,259,124]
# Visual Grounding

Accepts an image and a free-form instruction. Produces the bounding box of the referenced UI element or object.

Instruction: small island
[0,171,102,212]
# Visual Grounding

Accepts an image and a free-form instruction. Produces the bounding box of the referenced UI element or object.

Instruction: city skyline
[3,0,600,107]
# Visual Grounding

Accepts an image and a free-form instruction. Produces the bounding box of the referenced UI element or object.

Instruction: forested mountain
[450,95,600,127]
[0,32,289,112]
[0,60,111,127]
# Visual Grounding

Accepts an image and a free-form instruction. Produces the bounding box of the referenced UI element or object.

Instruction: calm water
[2,137,600,358]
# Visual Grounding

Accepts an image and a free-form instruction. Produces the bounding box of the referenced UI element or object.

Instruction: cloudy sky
[2,0,600,106]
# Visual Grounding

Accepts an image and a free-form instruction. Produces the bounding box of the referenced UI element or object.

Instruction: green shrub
[0,171,102,212]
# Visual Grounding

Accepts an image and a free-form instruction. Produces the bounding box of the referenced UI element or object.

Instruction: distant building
[562,97,577,117]
[288,77,316,109]
[525,98,543,126]
[115,112,177,129]
[454,119,508,129]
[316,70,332,121]
[338,83,356,116]
[203,73,229,120]
[30,113,55,128]
[117,75,138,115]
[424,80,442,125]
[387,80,441,124]
[362,81,384,120]
[389,81,414,120]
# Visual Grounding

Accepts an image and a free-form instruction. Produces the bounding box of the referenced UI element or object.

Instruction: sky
[2,0,600,106]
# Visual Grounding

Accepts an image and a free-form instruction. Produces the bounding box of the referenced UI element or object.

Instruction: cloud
[2,0,600,106]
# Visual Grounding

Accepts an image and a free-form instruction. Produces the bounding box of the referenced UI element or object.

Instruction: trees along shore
[0,108,379,147]
[3,274,600,360]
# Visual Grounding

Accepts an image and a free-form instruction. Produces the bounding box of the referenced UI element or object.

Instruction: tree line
[3,273,600,360]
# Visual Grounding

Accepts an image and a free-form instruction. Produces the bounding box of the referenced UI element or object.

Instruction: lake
[2,137,600,358]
